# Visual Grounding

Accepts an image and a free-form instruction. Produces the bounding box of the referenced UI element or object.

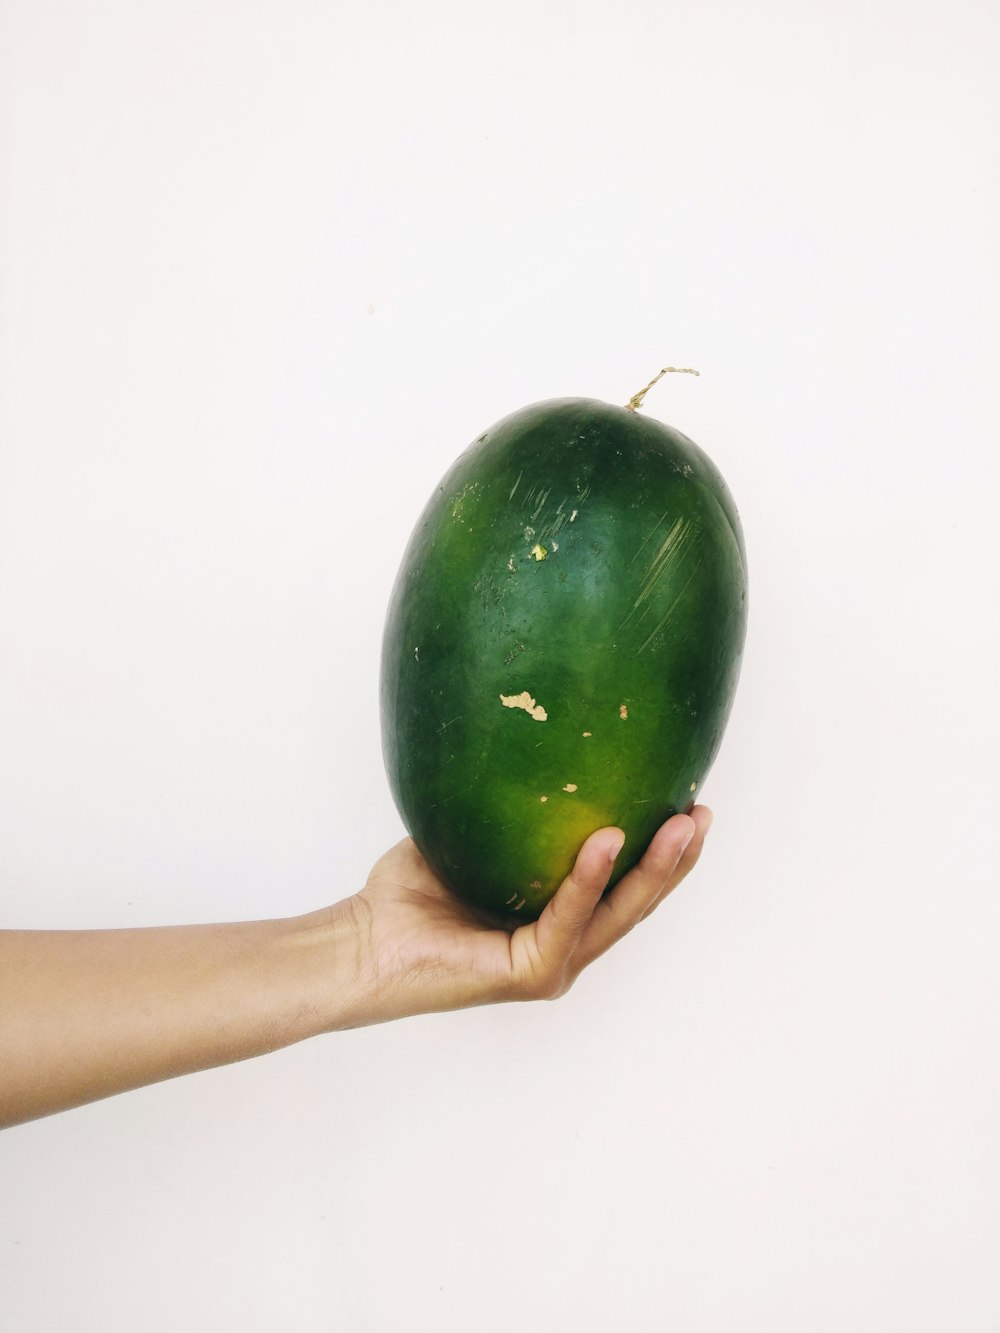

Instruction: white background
[1,2,998,1329]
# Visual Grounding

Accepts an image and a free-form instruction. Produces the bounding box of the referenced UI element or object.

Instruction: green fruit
[380,397,747,919]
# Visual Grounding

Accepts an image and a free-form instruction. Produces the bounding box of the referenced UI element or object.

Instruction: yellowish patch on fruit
[499,691,548,722]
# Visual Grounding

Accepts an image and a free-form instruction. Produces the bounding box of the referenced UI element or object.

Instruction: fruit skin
[380,398,747,920]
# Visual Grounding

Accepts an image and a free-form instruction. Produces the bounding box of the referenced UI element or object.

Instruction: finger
[530,827,627,967]
[639,805,713,920]
[576,814,696,965]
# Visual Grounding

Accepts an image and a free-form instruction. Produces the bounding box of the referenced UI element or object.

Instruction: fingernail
[608,832,626,863]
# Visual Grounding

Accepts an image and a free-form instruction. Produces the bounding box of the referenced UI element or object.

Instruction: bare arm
[0,808,710,1129]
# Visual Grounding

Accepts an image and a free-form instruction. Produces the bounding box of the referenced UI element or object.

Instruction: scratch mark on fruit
[636,562,701,654]
[531,488,551,520]
[507,556,516,572]
[414,647,419,661]
[505,891,519,905]
[499,691,548,721]
[436,715,464,733]
[630,508,672,564]
[620,517,693,629]
[508,472,522,501]
[530,543,547,561]
[619,704,629,720]
[511,898,527,912]
[570,509,578,522]
[563,783,578,793]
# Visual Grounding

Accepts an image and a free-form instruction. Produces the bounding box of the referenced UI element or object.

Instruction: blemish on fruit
[530,544,547,561]
[529,880,542,891]
[582,731,592,737]
[619,704,629,720]
[499,690,548,722]
[530,488,551,520]
[539,795,548,803]
[563,783,578,793]
[690,782,697,791]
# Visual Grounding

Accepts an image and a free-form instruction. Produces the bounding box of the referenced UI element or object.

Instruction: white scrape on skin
[563,783,578,793]
[619,704,629,720]
[499,691,548,721]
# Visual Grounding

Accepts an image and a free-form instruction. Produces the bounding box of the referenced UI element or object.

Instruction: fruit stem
[625,366,700,412]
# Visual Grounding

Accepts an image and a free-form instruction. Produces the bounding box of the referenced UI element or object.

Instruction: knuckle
[550,879,590,931]
[521,967,565,1001]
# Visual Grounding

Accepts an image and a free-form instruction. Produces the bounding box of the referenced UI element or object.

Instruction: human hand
[0,807,712,1127]
[337,806,713,1026]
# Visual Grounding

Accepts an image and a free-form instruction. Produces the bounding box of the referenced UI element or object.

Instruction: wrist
[273,898,371,1040]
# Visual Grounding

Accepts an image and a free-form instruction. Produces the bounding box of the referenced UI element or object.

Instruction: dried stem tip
[625,366,700,413]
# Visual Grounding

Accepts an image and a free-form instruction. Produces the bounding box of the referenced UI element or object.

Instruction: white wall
[1,2,998,1329]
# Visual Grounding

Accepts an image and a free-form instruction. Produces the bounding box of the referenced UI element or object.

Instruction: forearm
[0,904,364,1129]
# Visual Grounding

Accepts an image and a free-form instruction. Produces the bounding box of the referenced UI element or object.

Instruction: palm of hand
[354,840,519,1016]
[348,808,712,1024]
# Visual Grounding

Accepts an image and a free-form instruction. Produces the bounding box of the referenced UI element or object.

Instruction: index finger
[530,826,627,965]
[576,813,700,966]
